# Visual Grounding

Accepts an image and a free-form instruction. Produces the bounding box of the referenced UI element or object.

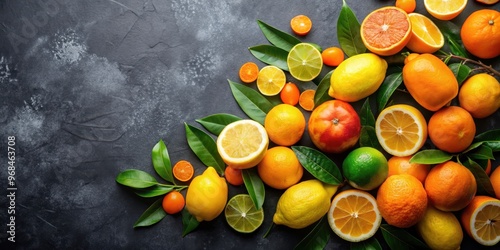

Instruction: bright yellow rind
[424,0,467,20]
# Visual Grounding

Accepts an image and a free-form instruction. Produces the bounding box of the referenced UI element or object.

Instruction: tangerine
[458,73,500,119]
[224,166,244,186]
[460,9,500,59]
[257,146,303,190]
[162,191,185,215]
[387,155,430,183]
[280,82,300,106]
[428,106,476,153]
[490,166,500,199]
[321,47,344,67]
[173,160,195,182]
[290,15,312,36]
[264,104,306,146]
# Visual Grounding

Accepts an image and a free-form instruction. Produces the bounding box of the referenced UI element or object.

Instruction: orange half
[406,13,444,53]
[461,196,500,246]
[424,0,467,21]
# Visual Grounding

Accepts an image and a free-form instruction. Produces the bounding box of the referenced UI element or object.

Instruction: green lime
[287,43,323,82]
[225,194,264,233]
[342,147,388,191]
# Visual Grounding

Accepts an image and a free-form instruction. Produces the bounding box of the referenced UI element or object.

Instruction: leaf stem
[438,54,500,77]
[157,183,188,190]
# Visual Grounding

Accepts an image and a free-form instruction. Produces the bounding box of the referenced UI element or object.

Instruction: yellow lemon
[416,205,463,250]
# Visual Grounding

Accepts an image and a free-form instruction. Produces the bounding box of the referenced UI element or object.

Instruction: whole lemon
[416,205,463,250]
[185,167,228,222]
[328,53,387,102]
[265,104,306,146]
[343,147,388,191]
[273,179,338,229]
[459,73,500,119]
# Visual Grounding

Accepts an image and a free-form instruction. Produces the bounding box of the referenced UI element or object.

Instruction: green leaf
[196,113,242,136]
[134,185,174,198]
[475,129,500,142]
[292,146,343,185]
[116,169,159,189]
[463,158,496,196]
[184,123,225,175]
[359,126,383,152]
[377,72,403,112]
[242,168,265,210]
[337,0,366,57]
[443,33,468,58]
[228,80,274,124]
[152,140,173,183]
[257,19,301,52]
[410,150,452,164]
[249,44,289,71]
[380,224,430,250]
[483,141,500,152]
[350,237,382,250]
[182,208,200,237]
[449,63,471,86]
[360,98,375,127]
[294,216,330,250]
[133,198,167,228]
[466,145,495,160]
[314,70,333,107]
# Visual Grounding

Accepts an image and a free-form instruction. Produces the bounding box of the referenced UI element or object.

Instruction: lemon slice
[216,119,269,169]
[407,13,444,53]
[424,0,467,21]
[287,43,323,82]
[256,65,286,96]
[225,194,264,233]
[375,104,427,157]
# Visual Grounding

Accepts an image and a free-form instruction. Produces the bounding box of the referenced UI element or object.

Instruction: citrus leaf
[196,113,242,136]
[475,129,500,142]
[466,145,495,160]
[228,80,274,124]
[133,198,166,228]
[257,19,301,52]
[449,63,471,86]
[463,141,485,154]
[483,141,500,152]
[337,0,366,57]
[314,70,333,106]
[152,139,173,183]
[380,224,430,250]
[410,149,452,164]
[116,169,159,189]
[377,72,403,112]
[463,158,496,196]
[443,33,468,58]
[350,237,382,250]
[134,185,174,198]
[292,146,343,185]
[249,44,289,71]
[184,123,225,175]
[359,126,383,152]
[182,208,200,237]
[242,168,265,210]
[294,216,330,250]
[360,98,375,127]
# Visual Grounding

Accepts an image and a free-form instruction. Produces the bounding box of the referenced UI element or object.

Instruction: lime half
[225,194,264,233]
[287,43,323,81]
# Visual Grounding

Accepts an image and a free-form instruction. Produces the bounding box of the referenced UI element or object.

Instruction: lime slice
[287,43,323,81]
[256,65,286,96]
[225,194,264,233]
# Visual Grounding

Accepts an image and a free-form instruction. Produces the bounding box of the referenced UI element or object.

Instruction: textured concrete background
[0,0,499,249]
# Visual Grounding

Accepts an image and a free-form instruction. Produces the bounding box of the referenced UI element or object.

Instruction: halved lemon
[287,43,323,82]
[256,65,286,96]
[461,196,500,246]
[216,119,269,169]
[424,0,467,21]
[375,104,427,157]
[225,194,264,233]
[406,13,444,53]
[328,189,382,242]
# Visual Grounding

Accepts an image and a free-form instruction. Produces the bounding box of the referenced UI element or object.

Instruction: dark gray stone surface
[0,0,499,249]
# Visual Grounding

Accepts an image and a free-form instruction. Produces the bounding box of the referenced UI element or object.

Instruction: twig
[438,54,500,77]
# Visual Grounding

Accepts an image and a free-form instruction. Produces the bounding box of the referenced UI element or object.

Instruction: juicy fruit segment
[185,167,228,222]
[406,13,444,53]
[225,194,264,233]
[416,205,463,250]
[264,104,306,146]
[257,146,303,190]
[459,73,500,118]
[328,189,382,242]
[375,104,427,157]
[461,196,500,246]
[360,7,412,56]
[377,174,428,228]
[328,53,387,102]
[342,147,388,191]
[428,106,476,153]
[287,43,323,81]
[273,179,338,229]
[424,0,467,20]
[256,65,286,96]
[290,15,312,36]
[239,62,259,83]
[217,119,269,169]
[173,160,195,182]
[425,161,477,212]
[298,89,315,111]
[460,9,500,59]
[387,155,430,183]
[402,53,458,111]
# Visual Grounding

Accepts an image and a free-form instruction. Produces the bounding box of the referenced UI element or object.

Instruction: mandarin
[264,104,306,146]
[387,155,430,183]
[428,106,476,153]
[490,166,500,199]
[458,73,500,119]
[461,9,500,59]
[257,146,303,190]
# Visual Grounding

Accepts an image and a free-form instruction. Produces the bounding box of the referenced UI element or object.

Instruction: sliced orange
[375,104,427,157]
[239,62,259,83]
[298,89,315,111]
[461,196,500,246]
[406,13,444,53]
[476,0,499,4]
[328,189,382,242]
[360,6,412,56]
[290,15,312,36]
[173,160,195,182]
[256,65,286,96]
[424,0,467,21]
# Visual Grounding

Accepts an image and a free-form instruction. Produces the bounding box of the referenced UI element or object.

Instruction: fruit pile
[116,0,500,248]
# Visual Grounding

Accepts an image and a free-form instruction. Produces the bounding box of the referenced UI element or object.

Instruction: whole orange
[308,100,361,154]
[461,9,500,59]
[387,155,430,183]
[257,146,303,190]
[425,161,477,212]
[402,53,458,111]
[458,73,500,119]
[224,166,244,186]
[428,106,476,153]
[490,166,500,199]
[376,174,428,228]
[265,104,306,146]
